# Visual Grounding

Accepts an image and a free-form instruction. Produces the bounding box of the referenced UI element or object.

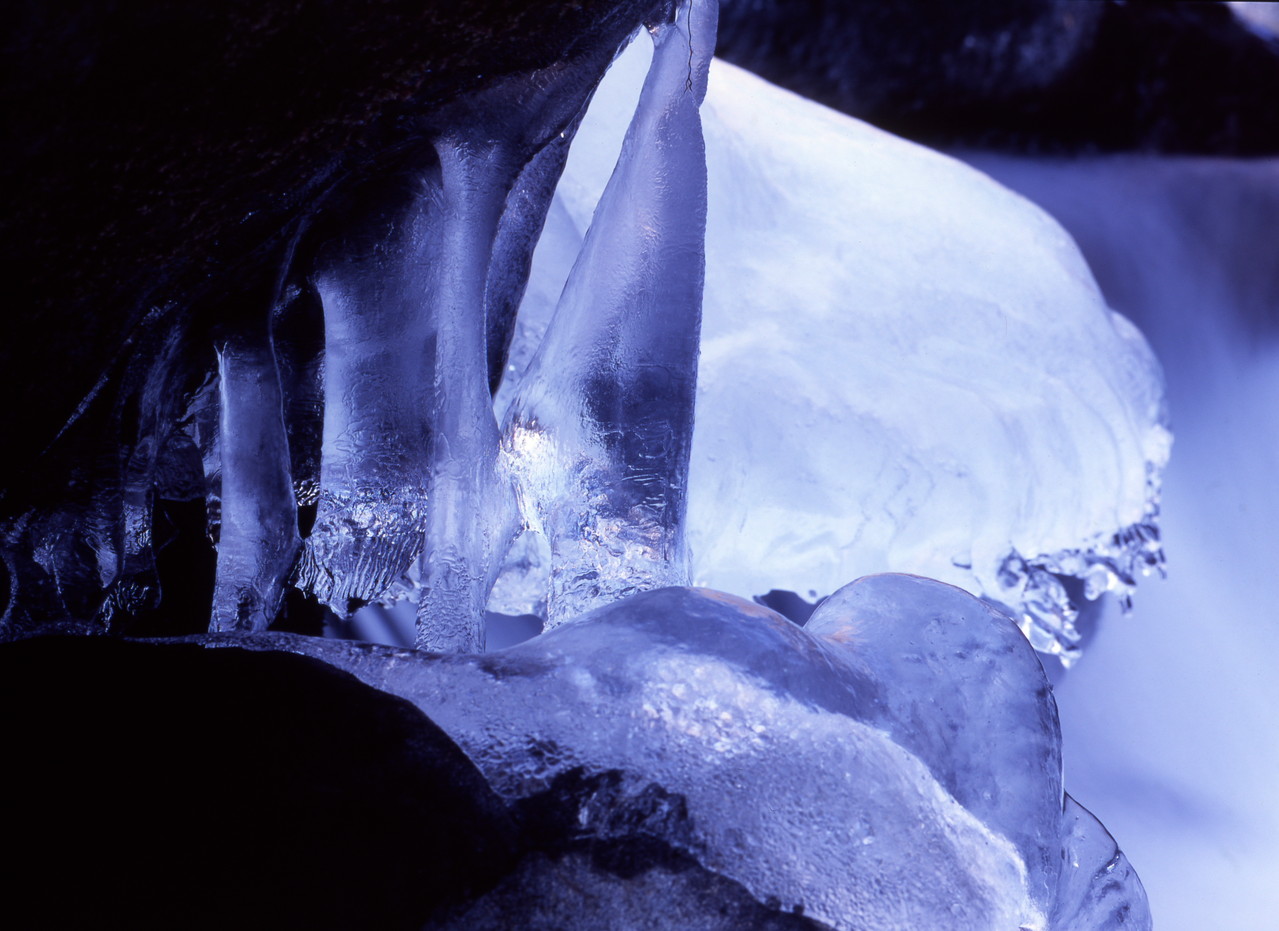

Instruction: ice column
[415,44,622,652]
[413,141,519,652]
[296,172,445,615]
[483,134,579,395]
[503,0,717,628]
[210,282,300,632]
[103,331,194,624]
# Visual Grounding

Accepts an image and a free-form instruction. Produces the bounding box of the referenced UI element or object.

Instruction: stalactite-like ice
[210,318,300,632]
[483,134,579,396]
[414,140,519,652]
[412,37,624,652]
[296,169,445,615]
[503,0,716,629]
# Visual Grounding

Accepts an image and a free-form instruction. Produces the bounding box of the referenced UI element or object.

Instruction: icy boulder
[208,576,1149,929]
[506,43,1170,661]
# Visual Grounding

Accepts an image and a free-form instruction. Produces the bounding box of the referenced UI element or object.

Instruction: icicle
[272,282,326,515]
[295,170,446,615]
[96,324,194,626]
[484,131,579,395]
[414,41,626,652]
[210,307,300,632]
[503,0,718,628]
[413,141,520,652]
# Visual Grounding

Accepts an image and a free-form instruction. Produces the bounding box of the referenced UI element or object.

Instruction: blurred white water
[967,153,1279,930]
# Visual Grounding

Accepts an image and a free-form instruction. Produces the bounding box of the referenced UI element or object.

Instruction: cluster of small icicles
[196,0,716,653]
[991,491,1165,666]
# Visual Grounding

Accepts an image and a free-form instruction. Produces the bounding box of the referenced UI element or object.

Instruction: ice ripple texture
[212,574,1150,930]
[507,45,1172,662]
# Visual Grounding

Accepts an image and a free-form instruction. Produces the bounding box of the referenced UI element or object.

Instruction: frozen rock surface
[507,43,1170,661]
[202,574,1149,930]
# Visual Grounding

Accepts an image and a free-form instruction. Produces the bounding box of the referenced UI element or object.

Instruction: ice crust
[506,42,1170,660]
[197,574,1149,930]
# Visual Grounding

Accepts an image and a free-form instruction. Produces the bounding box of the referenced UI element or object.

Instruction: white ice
[505,41,1169,660]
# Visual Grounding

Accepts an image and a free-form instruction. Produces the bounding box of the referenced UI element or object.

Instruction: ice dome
[505,41,1171,661]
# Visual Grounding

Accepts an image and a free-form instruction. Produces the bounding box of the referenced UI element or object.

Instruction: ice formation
[209,277,301,633]
[502,0,715,629]
[0,1,1165,924]
[0,0,1166,665]
[294,168,446,618]
[225,11,642,649]
[207,0,720,650]
[201,575,1150,929]
[506,40,1171,662]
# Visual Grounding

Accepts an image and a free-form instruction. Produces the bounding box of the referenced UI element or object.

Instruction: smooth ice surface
[502,0,714,629]
[203,575,1149,930]
[509,43,1170,659]
[806,574,1063,911]
[968,153,1279,931]
[412,135,520,652]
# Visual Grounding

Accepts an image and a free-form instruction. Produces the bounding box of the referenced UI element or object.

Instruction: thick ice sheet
[192,574,1150,929]
[509,44,1170,659]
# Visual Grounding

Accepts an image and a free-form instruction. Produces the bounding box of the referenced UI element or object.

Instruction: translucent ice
[295,169,445,615]
[1053,794,1151,930]
[203,576,1149,929]
[210,320,300,632]
[963,153,1279,930]
[269,33,629,649]
[414,37,625,652]
[807,574,1063,911]
[510,43,1170,660]
[502,0,716,629]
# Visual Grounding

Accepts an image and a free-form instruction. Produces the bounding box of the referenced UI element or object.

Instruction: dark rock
[716,0,1279,155]
[1,0,661,504]
[0,0,664,637]
[0,636,518,930]
[434,768,831,930]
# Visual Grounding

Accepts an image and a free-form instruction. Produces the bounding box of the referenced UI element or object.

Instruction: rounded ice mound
[807,573,1064,910]
[220,578,1149,930]
[508,41,1171,661]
